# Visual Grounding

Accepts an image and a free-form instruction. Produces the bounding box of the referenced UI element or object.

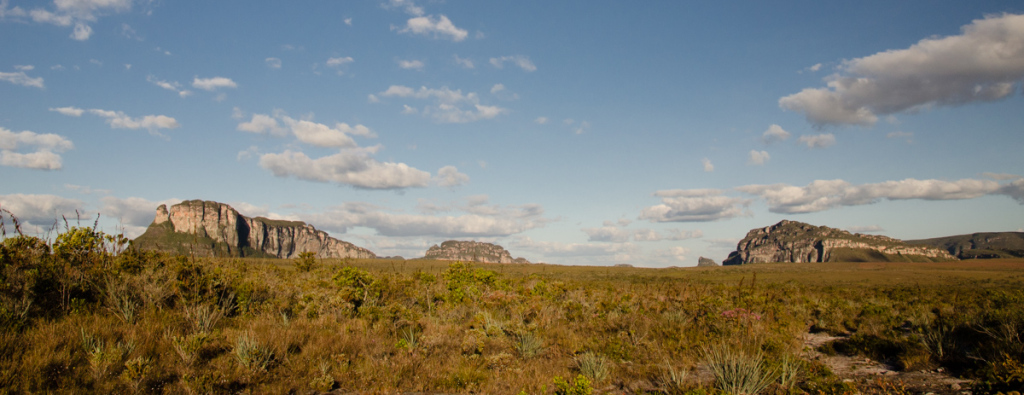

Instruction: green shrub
[443,262,497,303]
[553,374,592,395]
[332,266,378,309]
[293,252,317,272]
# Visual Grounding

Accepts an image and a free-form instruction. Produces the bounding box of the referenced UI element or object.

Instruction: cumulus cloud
[489,55,537,72]
[736,178,1007,214]
[237,112,375,145]
[640,189,751,222]
[510,236,635,258]
[99,196,180,237]
[780,13,1024,127]
[259,149,432,190]
[378,85,507,123]
[453,54,474,69]
[49,106,83,116]
[305,199,548,237]
[702,158,714,172]
[748,150,770,166]
[797,133,836,149]
[762,124,791,144]
[265,57,281,69]
[0,70,44,88]
[192,76,237,91]
[17,0,131,41]
[0,193,83,229]
[237,114,287,136]
[147,75,191,97]
[398,14,467,41]
[435,165,470,187]
[1,126,74,170]
[86,109,179,133]
[398,59,424,70]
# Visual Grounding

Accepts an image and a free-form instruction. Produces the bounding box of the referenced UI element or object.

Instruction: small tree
[294,251,317,272]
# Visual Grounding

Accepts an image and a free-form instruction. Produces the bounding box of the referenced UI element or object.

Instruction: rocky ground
[802,332,972,395]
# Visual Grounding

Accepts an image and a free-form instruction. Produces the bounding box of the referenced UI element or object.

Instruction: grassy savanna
[2,223,1024,393]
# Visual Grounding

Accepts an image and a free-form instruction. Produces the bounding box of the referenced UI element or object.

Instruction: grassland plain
[2,225,1024,393]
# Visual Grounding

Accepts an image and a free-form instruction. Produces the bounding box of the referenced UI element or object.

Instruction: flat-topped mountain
[906,232,1024,259]
[423,240,528,264]
[133,200,376,259]
[723,220,955,265]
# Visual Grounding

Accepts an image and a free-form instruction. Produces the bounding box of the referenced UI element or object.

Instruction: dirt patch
[802,332,972,394]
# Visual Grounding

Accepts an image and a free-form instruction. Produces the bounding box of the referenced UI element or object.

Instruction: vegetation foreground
[3,225,1024,393]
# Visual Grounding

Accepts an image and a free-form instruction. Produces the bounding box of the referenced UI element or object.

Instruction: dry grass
[2,223,1024,393]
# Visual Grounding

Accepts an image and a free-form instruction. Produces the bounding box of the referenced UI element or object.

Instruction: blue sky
[2,0,1023,266]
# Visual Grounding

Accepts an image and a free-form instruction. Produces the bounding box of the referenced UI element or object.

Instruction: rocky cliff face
[907,232,1024,259]
[697,256,719,267]
[722,220,955,265]
[135,200,376,259]
[423,240,525,264]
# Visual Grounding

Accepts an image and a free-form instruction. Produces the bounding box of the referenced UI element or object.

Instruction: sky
[2,0,1023,266]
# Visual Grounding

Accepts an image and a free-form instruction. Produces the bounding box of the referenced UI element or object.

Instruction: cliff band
[133,200,376,259]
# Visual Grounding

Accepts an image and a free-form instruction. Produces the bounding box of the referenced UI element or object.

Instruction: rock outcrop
[697,256,719,267]
[423,240,526,264]
[722,220,955,265]
[906,232,1024,259]
[134,200,376,259]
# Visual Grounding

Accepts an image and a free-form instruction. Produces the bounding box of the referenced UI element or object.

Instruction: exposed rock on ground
[723,220,954,265]
[133,200,375,259]
[697,256,719,267]
[422,240,526,264]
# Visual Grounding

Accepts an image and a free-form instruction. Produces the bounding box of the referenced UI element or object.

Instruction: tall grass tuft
[575,351,611,384]
[513,331,543,359]
[702,344,777,395]
[233,332,274,373]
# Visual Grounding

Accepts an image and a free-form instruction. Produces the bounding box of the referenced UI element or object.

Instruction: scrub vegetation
[2,211,1024,393]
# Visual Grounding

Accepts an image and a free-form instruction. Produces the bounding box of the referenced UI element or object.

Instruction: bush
[293,252,316,272]
[702,344,777,395]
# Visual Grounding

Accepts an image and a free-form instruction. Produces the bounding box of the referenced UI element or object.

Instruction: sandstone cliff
[906,232,1024,259]
[697,256,719,267]
[133,200,376,259]
[423,240,526,264]
[722,220,955,265]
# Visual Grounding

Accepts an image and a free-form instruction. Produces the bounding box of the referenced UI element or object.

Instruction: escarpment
[134,200,376,259]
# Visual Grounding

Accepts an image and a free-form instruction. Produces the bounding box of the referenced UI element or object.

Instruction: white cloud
[265,57,282,69]
[99,196,180,237]
[736,178,1007,214]
[49,106,84,116]
[0,70,44,88]
[146,75,191,97]
[237,114,286,136]
[284,117,359,148]
[846,225,884,233]
[378,85,507,123]
[384,0,424,16]
[808,63,823,72]
[797,133,836,149]
[534,116,548,124]
[573,121,590,135]
[489,55,537,72]
[259,149,431,190]
[582,226,632,243]
[453,54,474,69]
[14,65,33,71]
[0,193,83,228]
[702,158,714,172]
[640,189,750,222]
[490,83,505,94]
[780,13,1024,127]
[748,150,770,166]
[435,165,469,187]
[326,56,354,67]
[761,124,791,144]
[192,76,237,91]
[306,200,548,237]
[398,14,468,42]
[398,59,424,70]
[86,109,179,132]
[511,236,635,258]
[0,126,74,170]
[23,0,132,41]
[344,17,352,26]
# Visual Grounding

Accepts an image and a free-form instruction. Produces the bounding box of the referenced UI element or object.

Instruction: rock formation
[134,200,376,259]
[697,256,719,267]
[907,232,1024,259]
[423,240,526,264]
[722,220,955,265]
